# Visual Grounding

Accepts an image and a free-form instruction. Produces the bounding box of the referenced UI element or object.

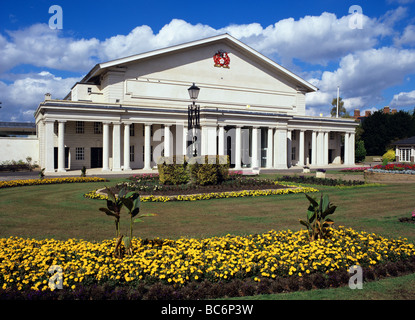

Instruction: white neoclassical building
[34,34,357,173]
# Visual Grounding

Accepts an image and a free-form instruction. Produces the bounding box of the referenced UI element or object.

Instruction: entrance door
[54,147,69,169]
[91,147,103,168]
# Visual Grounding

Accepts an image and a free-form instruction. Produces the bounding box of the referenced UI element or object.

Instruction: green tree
[361,109,415,155]
[330,97,349,117]
[355,140,366,163]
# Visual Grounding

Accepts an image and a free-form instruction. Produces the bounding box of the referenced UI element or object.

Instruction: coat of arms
[213,50,230,68]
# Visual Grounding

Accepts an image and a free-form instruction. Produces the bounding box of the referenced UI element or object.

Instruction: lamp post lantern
[187,83,200,156]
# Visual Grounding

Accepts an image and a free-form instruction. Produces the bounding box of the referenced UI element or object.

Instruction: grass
[0,173,415,300]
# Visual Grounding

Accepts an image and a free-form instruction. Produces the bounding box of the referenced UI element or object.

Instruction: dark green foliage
[355,140,366,163]
[361,110,415,155]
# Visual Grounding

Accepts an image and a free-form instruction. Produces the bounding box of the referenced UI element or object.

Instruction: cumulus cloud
[306,47,415,112]
[0,8,414,121]
[0,71,80,121]
[390,90,415,106]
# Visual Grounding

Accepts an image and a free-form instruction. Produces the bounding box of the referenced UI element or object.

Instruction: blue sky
[1,0,415,121]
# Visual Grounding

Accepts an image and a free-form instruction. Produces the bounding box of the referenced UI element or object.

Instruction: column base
[57,169,66,173]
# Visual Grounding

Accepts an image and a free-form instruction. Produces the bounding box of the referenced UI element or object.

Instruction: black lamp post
[187,83,200,129]
[187,83,200,156]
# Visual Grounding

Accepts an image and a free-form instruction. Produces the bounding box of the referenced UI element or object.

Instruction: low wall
[364,170,415,183]
[0,137,39,165]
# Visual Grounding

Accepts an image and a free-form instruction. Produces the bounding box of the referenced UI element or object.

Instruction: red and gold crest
[213,50,230,68]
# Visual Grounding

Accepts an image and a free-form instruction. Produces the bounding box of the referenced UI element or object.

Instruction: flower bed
[340,167,370,172]
[1,226,414,299]
[0,177,108,189]
[279,175,365,186]
[84,186,319,202]
[368,163,415,174]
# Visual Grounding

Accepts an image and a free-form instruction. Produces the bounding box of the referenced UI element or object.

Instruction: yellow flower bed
[1,226,414,291]
[84,186,319,202]
[0,177,107,189]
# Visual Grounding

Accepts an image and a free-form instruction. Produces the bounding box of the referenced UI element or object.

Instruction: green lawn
[0,174,414,299]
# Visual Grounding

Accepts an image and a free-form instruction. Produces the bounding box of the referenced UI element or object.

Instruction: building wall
[0,137,39,164]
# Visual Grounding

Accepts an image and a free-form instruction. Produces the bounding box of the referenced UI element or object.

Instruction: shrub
[157,156,190,185]
[382,149,395,163]
[355,140,366,163]
[188,155,230,186]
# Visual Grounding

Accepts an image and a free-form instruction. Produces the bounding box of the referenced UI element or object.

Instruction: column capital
[57,120,67,123]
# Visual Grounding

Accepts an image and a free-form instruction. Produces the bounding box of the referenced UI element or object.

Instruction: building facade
[34,34,357,173]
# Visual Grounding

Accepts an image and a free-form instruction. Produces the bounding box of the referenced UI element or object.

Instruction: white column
[182,124,188,157]
[311,131,317,166]
[102,122,110,171]
[57,120,66,172]
[349,132,355,165]
[144,124,151,170]
[235,126,242,170]
[316,131,324,166]
[324,131,329,165]
[218,125,225,156]
[274,128,288,169]
[344,132,350,165]
[267,127,273,168]
[112,122,121,171]
[299,130,305,166]
[252,126,259,169]
[123,123,131,171]
[44,120,55,173]
[164,124,171,157]
[287,130,292,168]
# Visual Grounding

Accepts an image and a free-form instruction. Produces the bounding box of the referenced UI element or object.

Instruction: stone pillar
[324,131,329,165]
[344,132,350,165]
[123,123,131,171]
[287,129,292,168]
[44,119,55,173]
[267,127,273,168]
[102,122,110,171]
[235,126,242,170]
[311,131,317,166]
[144,124,151,170]
[57,120,66,172]
[349,132,355,165]
[218,125,225,156]
[164,124,171,157]
[274,128,288,169]
[252,126,259,169]
[299,130,305,166]
[112,122,121,171]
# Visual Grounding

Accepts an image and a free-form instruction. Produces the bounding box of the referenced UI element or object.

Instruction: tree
[361,109,415,155]
[355,140,366,163]
[330,97,349,117]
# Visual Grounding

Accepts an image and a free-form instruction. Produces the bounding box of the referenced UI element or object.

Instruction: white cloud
[0,71,80,121]
[0,24,99,74]
[307,47,415,112]
[390,90,415,106]
[395,25,415,46]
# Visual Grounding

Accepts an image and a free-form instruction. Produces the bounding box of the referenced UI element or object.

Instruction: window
[130,145,135,162]
[292,147,296,161]
[130,124,135,136]
[330,132,335,140]
[87,87,92,94]
[76,121,84,134]
[400,148,411,162]
[75,147,85,160]
[94,122,102,134]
